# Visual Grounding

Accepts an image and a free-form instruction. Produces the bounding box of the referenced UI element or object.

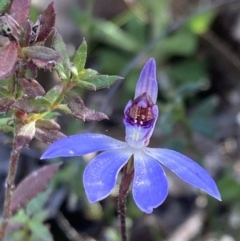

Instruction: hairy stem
[118,158,134,241]
[0,146,20,241]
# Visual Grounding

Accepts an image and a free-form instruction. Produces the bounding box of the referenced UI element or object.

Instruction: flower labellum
[41,58,221,214]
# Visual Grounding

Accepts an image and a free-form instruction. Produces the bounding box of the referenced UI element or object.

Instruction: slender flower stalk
[41,58,221,215]
[0,142,20,241]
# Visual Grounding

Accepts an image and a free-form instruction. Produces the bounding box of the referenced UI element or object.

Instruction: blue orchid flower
[41,58,221,214]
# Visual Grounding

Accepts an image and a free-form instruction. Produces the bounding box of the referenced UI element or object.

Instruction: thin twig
[56,211,95,241]
[0,147,20,241]
[202,30,240,70]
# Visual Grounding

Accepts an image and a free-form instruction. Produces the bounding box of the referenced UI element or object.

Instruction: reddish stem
[118,159,134,241]
[0,147,20,241]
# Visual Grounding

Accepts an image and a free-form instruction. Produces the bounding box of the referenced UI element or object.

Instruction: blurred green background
[3,0,240,240]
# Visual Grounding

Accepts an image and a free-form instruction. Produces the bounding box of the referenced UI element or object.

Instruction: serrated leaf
[35,128,66,143]
[64,91,108,121]
[10,0,31,28]
[0,97,15,113]
[22,46,60,62]
[36,2,56,42]
[20,78,45,97]
[73,39,87,73]
[81,68,98,79]
[12,97,51,113]
[0,42,18,79]
[84,74,122,90]
[10,163,61,213]
[44,85,63,103]
[15,121,36,150]
[75,80,96,90]
[52,31,71,79]
[0,0,10,13]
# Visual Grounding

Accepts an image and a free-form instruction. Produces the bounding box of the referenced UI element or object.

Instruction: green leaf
[218,175,240,203]
[0,117,12,125]
[29,221,54,241]
[75,80,97,90]
[168,60,208,86]
[10,209,29,224]
[0,86,9,96]
[160,29,198,59]
[71,7,140,52]
[0,117,14,133]
[189,117,216,138]
[57,104,71,113]
[188,11,216,35]
[52,31,71,79]
[83,75,122,90]
[189,97,217,138]
[0,124,13,133]
[94,19,140,52]
[44,85,63,104]
[32,210,49,222]
[12,97,51,113]
[26,188,52,215]
[0,0,10,13]
[73,39,87,73]
[81,68,98,79]
[190,97,217,117]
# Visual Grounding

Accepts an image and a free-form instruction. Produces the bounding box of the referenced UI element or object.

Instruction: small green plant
[0,0,120,240]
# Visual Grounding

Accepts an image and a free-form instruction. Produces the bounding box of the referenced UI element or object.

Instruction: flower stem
[118,158,134,241]
[0,146,20,241]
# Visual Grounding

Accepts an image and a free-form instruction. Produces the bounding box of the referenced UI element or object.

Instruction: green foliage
[0,0,121,240]
[0,0,10,13]
[8,188,54,241]
[82,74,122,90]
[73,39,87,73]
[52,31,71,79]
[218,174,240,203]
[188,11,216,35]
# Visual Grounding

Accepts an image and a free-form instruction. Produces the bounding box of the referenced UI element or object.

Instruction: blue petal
[145,148,221,200]
[83,148,132,203]
[41,133,127,159]
[134,58,158,103]
[132,151,168,214]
